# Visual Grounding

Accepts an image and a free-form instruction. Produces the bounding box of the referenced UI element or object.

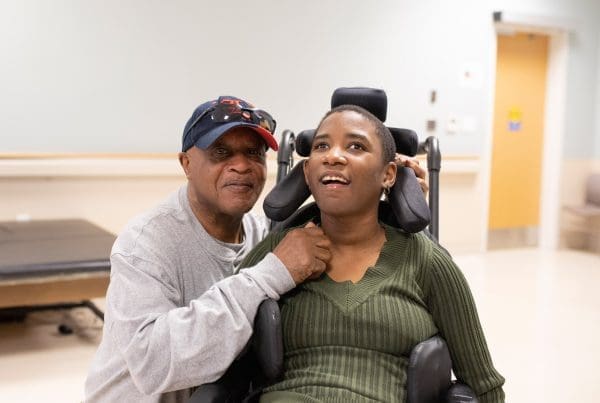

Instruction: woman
[240,105,505,402]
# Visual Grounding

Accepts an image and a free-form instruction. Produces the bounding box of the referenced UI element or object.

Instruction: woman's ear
[382,161,397,189]
[178,152,190,178]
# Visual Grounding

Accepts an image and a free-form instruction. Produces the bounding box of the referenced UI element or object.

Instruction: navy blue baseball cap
[182,96,278,152]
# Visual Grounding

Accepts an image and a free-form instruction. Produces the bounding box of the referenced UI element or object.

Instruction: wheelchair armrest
[189,299,282,403]
[407,335,480,403]
[189,383,230,403]
[407,335,452,403]
[188,353,253,403]
[447,382,479,403]
[252,298,284,384]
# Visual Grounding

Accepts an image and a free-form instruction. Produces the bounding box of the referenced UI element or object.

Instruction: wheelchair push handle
[276,129,296,184]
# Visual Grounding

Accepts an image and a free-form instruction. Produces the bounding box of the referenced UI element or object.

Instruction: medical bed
[0,219,114,330]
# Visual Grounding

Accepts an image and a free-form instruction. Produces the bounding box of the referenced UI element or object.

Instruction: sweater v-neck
[302,224,409,314]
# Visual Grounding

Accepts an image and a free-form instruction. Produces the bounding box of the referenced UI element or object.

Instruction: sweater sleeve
[239,231,286,270]
[418,242,505,403]
[105,246,295,396]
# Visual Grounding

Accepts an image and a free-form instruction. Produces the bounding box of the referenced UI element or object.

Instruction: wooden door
[488,33,549,243]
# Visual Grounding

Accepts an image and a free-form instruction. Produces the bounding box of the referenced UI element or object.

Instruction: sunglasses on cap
[184,98,277,140]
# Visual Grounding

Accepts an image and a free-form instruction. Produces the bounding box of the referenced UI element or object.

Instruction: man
[85,96,331,402]
[85,95,428,402]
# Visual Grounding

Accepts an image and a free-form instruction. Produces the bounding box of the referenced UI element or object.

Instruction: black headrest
[295,130,315,157]
[390,128,419,157]
[331,87,387,122]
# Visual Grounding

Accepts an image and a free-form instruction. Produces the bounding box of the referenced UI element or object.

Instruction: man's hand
[273,222,331,284]
[395,153,428,194]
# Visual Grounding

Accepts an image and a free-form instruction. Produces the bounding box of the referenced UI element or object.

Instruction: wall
[0,157,186,234]
[0,0,544,155]
[1,0,597,156]
[1,0,599,252]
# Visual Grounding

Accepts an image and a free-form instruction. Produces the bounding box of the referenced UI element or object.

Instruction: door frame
[481,15,570,251]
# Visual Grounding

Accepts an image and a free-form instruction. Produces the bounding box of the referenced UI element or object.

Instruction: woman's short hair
[316,104,396,164]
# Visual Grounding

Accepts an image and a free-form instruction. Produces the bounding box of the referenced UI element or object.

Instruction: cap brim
[194,122,278,151]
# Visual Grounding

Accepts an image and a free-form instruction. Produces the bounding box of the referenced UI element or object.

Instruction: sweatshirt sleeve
[105,244,295,396]
[418,242,505,403]
[238,231,285,270]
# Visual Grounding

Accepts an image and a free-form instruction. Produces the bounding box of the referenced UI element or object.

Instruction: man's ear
[178,152,190,178]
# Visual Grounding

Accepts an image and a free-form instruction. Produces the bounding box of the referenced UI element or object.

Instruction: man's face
[180,127,267,220]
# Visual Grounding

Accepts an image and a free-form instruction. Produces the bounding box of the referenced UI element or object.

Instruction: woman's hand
[395,153,428,194]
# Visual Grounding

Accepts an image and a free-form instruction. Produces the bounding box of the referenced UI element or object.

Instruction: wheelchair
[190,88,478,403]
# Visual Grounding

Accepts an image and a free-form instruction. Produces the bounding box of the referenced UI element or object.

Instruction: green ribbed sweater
[240,223,505,403]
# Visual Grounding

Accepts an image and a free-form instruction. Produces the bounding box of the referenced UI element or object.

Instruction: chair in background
[562,173,600,252]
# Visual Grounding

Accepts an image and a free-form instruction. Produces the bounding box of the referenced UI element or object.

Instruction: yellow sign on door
[508,106,522,132]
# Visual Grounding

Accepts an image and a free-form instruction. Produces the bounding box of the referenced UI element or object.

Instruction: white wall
[2,1,598,155]
[1,0,599,252]
[0,0,570,155]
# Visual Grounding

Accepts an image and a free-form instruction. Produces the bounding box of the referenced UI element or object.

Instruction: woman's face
[303,110,396,218]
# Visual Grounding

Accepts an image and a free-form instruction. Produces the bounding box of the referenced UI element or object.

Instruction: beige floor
[0,248,599,402]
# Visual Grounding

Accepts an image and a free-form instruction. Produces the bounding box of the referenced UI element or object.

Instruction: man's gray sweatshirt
[84,185,295,402]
